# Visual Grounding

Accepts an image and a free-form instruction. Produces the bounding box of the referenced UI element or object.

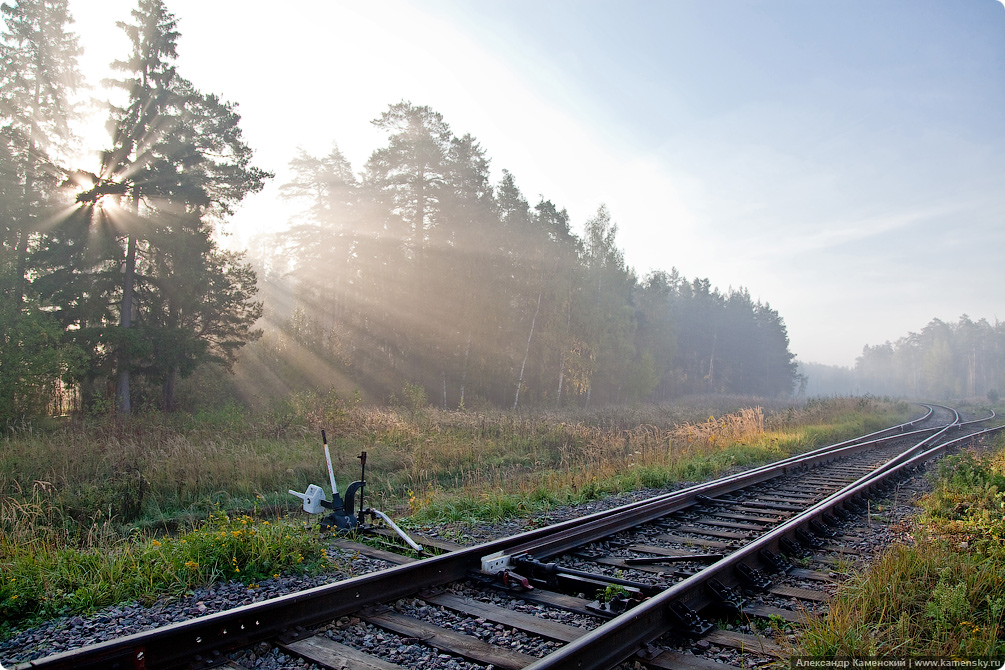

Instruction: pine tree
[432,132,498,407]
[358,102,453,398]
[278,143,359,327]
[366,101,452,257]
[0,0,81,302]
[69,0,268,413]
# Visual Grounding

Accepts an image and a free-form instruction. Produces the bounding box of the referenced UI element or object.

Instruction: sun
[66,169,125,211]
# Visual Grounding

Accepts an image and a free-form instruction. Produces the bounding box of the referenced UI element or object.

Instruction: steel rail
[520,422,1004,670]
[18,409,959,670]
[499,404,955,563]
[861,405,959,480]
[959,408,996,427]
[508,420,949,561]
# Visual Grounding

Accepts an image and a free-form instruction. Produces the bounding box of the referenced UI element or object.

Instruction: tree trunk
[13,230,29,304]
[513,288,542,411]
[414,164,426,254]
[14,76,42,304]
[162,366,178,411]
[459,330,471,409]
[556,358,565,409]
[707,332,717,392]
[556,286,572,408]
[116,232,137,415]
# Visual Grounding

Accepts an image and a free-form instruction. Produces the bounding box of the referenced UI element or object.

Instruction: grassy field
[0,394,913,636]
[792,432,1005,660]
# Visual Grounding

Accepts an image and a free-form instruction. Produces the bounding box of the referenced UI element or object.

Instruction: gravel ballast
[0,469,937,669]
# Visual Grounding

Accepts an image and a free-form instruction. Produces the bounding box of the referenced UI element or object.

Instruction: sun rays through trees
[1,2,802,422]
[1,0,268,419]
[248,100,801,411]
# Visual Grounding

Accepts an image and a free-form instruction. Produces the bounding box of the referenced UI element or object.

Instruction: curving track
[16,404,1004,670]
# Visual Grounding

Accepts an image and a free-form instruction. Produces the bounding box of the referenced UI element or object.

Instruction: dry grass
[0,394,914,634]
[792,437,1005,659]
[0,395,912,530]
[401,398,912,522]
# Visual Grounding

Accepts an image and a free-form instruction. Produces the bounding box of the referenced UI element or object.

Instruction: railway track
[15,404,1004,670]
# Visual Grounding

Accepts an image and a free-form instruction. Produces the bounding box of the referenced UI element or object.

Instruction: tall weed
[795,436,1005,659]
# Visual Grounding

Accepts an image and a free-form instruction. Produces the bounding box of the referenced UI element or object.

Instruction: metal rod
[370,509,424,553]
[358,451,367,520]
[322,430,338,496]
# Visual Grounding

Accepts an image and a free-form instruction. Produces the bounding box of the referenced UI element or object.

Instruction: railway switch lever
[289,430,424,553]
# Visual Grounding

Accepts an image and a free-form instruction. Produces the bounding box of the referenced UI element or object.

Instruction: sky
[66,0,1005,367]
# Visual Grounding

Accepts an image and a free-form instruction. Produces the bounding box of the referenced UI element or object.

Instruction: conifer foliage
[0,2,803,420]
[263,102,802,409]
[1,0,268,419]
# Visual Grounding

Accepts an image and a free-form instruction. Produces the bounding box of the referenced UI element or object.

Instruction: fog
[225,108,802,407]
[6,1,1003,415]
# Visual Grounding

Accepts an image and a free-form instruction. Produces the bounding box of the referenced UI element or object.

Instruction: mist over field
[800,315,1004,401]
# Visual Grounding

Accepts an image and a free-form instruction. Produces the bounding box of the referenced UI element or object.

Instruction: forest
[1,0,802,423]
[800,315,1004,401]
[856,316,1002,400]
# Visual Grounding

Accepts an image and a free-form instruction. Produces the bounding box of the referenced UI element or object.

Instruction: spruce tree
[0,0,81,300]
[0,0,83,420]
[73,0,268,413]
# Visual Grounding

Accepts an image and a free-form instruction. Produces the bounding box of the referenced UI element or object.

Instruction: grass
[0,486,329,634]
[0,393,914,635]
[792,430,1005,660]
[403,397,914,524]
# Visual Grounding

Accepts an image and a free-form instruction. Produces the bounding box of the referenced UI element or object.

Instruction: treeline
[799,315,1003,400]
[249,102,800,409]
[0,1,801,423]
[854,316,1003,401]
